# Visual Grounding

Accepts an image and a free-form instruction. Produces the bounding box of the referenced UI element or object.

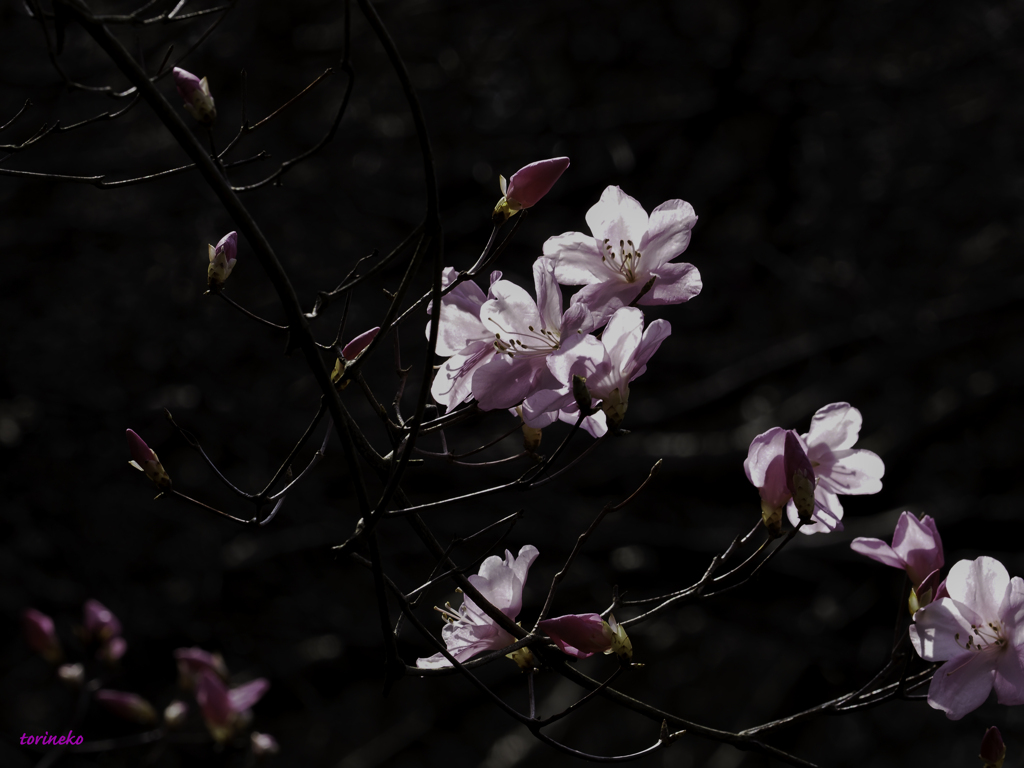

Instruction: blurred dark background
[2,0,1023,766]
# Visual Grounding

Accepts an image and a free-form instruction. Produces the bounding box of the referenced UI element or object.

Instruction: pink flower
[981,726,1006,768]
[23,609,62,664]
[196,669,270,742]
[416,545,539,669]
[910,556,1024,720]
[207,231,237,289]
[494,157,570,221]
[539,613,613,659]
[746,403,884,535]
[83,599,122,642]
[173,67,217,124]
[522,306,670,435]
[95,690,157,725]
[126,429,172,489]
[469,259,594,411]
[544,186,701,324]
[851,511,944,592]
[331,327,382,389]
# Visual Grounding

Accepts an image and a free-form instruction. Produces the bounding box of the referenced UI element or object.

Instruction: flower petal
[815,448,885,496]
[994,648,1024,706]
[228,678,269,713]
[643,261,702,305]
[804,402,863,451]
[944,557,1010,622]
[533,258,563,331]
[849,537,904,570]
[911,597,974,661]
[585,186,649,248]
[545,232,612,286]
[637,199,697,269]
[925,650,997,720]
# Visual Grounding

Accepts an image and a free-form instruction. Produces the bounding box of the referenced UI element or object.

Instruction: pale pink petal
[431,340,495,411]
[480,281,542,339]
[892,512,944,588]
[532,258,563,331]
[196,671,233,726]
[415,651,452,669]
[926,650,997,720]
[508,545,540,603]
[804,402,863,451]
[910,598,974,661]
[557,404,609,437]
[637,199,697,269]
[849,537,904,570]
[945,557,1010,622]
[993,649,1024,706]
[597,308,644,392]
[545,232,615,286]
[431,269,489,356]
[626,318,672,381]
[642,261,702,305]
[228,678,269,712]
[744,427,787,487]
[815,448,885,496]
[473,356,558,411]
[584,186,649,248]
[568,281,641,327]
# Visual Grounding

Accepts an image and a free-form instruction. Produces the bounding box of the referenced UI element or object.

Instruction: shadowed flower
[416,545,539,669]
[544,185,700,325]
[910,556,1024,720]
[493,157,570,222]
[331,326,381,389]
[174,67,217,124]
[175,647,229,688]
[126,429,172,489]
[95,690,157,725]
[851,511,944,600]
[981,726,1006,768]
[196,669,270,742]
[83,599,122,642]
[207,231,237,289]
[23,609,62,664]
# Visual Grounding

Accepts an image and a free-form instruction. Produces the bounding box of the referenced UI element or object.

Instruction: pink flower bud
[83,599,122,642]
[98,636,127,664]
[126,429,172,489]
[251,732,280,756]
[95,689,158,725]
[538,613,614,659]
[196,669,269,742]
[784,431,815,523]
[493,157,570,222]
[228,677,270,712]
[341,326,380,360]
[23,609,62,664]
[981,726,1006,768]
[174,647,228,687]
[173,67,217,124]
[207,231,238,289]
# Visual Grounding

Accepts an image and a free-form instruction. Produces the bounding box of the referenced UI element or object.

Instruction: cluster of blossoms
[23,604,274,752]
[430,162,701,437]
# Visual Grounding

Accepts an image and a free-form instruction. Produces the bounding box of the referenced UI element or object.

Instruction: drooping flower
[521,306,670,435]
[910,556,1024,720]
[195,669,270,742]
[428,268,504,411]
[416,545,539,669]
[174,67,217,124]
[207,231,238,289]
[544,186,701,324]
[981,726,1006,768]
[851,511,944,595]
[95,690,158,725]
[470,259,594,411]
[23,609,62,664]
[743,427,807,532]
[493,157,570,222]
[126,429,172,489]
[83,599,122,642]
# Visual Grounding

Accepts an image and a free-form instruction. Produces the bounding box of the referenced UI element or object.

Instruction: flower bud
[251,732,280,756]
[23,609,62,664]
[164,700,189,729]
[175,647,229,688]
[98,636,127,664]
[83,599,123,642]
[95,690,158,725]
[207,231,238,289]
[539,613,614,659]
[493,157,570,223]
[341,326,380,360]
[981,726,1006,768]
[173,67,217,124]
[57,663,85,687]
[126,429,172,489]
[783,431,815,523]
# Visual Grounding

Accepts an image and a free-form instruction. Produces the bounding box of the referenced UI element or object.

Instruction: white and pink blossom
[544,186,700,324]
[416,545,539,669]
[851,511,944,593]
[910,556,1024,720]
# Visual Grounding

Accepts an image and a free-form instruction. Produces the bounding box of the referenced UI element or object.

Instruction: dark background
[2,0,1023,766]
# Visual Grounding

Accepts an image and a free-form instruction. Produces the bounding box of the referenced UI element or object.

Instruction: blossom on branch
[207,231,238,289]
[910,556,1024,720]
[544,185,700,324]
[196,669,270,742]
[126,429,172,489]
[538,612,632,660]
[851,511,944,604]
[331,326,381,389]
[416,545,539,669]
[173,67,217,124]
[95,689,157,725]
[23,609,62,664]
[493,157,570,223]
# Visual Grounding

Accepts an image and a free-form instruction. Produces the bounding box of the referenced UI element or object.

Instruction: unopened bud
[98,636,127,664]
[126,429,172,489]
[981,726,1006,768]
[207,231,237,289]
[23,609,62,664]
[57,663,85,687]
[174,67,217,124]
[783,431,815,522]
[492,157,570,222]
[83,599,123,642]
[95,689,158,725]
